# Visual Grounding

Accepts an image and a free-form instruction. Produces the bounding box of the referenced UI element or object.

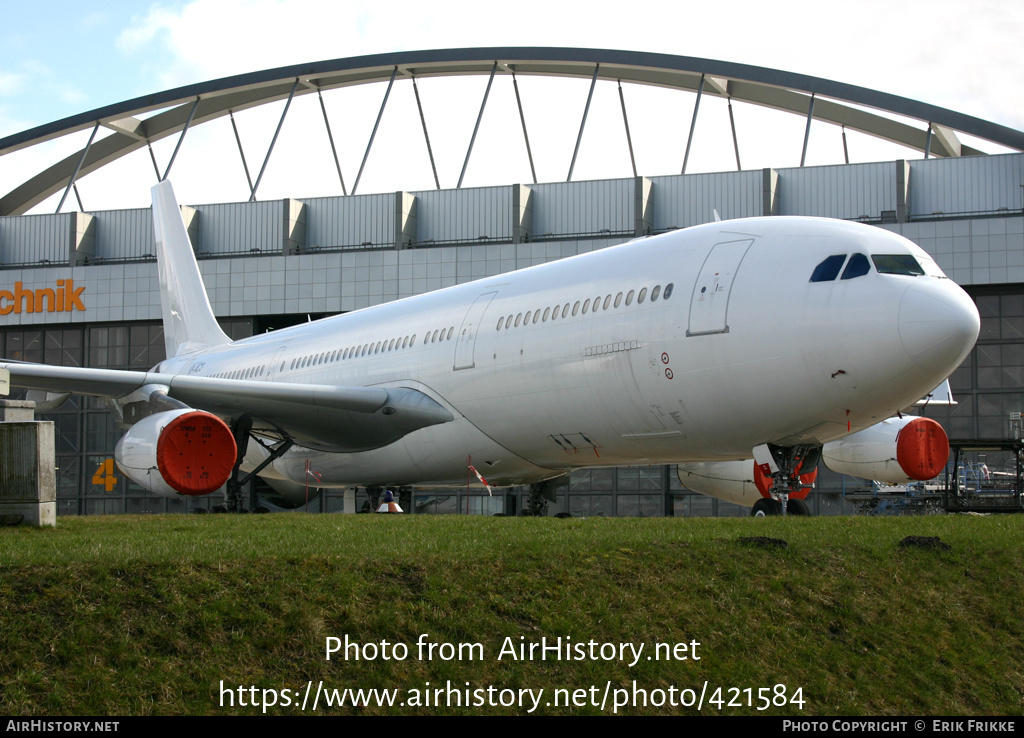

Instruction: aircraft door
[454,291,497,370]
[687,239,753,336]
[267,345,288,380]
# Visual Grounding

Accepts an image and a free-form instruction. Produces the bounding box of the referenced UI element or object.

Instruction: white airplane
[0,181,980,515]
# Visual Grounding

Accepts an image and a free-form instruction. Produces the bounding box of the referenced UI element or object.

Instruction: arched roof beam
[2,47,1021,215]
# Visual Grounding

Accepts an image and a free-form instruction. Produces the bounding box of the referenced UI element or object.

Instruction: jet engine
[677,459,763,507]
[114,408,237,497]
[821,415,948,484]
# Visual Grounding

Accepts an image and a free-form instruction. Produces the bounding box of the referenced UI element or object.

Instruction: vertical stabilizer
[151,180,231,357]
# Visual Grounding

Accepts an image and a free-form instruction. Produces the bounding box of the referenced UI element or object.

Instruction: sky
[1,0,1022,212]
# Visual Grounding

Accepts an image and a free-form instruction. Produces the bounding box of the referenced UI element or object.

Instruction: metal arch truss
[3,46,1024,215]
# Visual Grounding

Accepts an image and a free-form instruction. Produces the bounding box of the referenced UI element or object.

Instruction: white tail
[151,180,230,357]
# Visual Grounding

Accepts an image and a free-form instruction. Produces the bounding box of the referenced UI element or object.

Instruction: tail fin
[151,180,230,357]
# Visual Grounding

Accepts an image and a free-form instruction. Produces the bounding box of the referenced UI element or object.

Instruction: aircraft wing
[0,361,453,453]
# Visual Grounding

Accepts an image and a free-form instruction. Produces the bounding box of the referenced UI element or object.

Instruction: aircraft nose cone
[898,282,980,371]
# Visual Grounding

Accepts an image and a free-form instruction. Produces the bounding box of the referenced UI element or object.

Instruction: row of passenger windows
[286,326,456,371]
[210,324,460,379]
[213,366,266,380]
[810,253,925,282]
[495,283,675,331]
[210,281,679,378]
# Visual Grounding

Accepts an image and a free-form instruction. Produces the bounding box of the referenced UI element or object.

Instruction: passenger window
[497,317,505,330]
[532,311,540,324]
[638,287,647,304]
[572,301,580,316]
[810,254,847,282]
[664,283,674,299]
[651,285,661,302]
[872,254,925,276]
[614,292,623,308]
[582,298,590,314]
[626,290,634,306]
[542,307,550,321]
[841,253,871,280]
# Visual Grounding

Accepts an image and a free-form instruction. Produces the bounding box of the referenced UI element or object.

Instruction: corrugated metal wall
[0,213,69,266]
[93,208,155,261]
[777,162,895,220]
[531,179,633,238]
[304,193,395,250]
[909,153,1024,218]
[5,153,1024,267]
[413,186,511,244]
[650,171,761,230]
[194,200,282,255]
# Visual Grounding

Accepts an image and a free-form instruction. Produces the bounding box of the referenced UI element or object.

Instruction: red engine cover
[155,411,236,495]
[896,416,949,481]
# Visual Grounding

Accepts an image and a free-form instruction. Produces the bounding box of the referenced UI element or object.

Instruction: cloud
[0,71,25,97]
[116,0,439,90]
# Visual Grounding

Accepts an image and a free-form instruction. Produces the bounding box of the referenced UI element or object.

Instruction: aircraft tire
[751,498,782,517]
[786,499,811,516]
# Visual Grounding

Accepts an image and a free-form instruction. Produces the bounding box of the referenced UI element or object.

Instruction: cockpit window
[841,253,871,280]
[871,254,925,276]
[810,254,847,282]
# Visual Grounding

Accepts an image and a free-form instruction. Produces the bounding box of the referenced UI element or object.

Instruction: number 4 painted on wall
[92,458,118,492]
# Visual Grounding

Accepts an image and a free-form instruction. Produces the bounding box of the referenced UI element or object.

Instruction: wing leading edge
[0,361,452,453]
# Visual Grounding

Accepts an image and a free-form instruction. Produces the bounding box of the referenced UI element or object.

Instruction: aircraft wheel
[751,498,782,517]
[786,498,811,516]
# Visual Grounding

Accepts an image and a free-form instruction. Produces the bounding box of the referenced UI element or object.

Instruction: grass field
[1,513,1022,715]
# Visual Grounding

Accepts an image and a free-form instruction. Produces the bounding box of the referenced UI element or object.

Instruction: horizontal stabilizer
[913,378,955,406]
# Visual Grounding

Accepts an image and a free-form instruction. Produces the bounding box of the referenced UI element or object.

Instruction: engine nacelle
[677,460,764,507]
[115,409,237,497]
[822,415,948,483]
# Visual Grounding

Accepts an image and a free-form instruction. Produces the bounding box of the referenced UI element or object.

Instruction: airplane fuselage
[153,216,978,490]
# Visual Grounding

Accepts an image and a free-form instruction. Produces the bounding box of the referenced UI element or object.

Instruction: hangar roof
[3,47,1023,216]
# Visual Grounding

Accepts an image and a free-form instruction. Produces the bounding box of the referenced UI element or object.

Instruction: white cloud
[0,71,25,97]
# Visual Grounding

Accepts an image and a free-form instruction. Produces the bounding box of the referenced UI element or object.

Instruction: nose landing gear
[751,443,820,516]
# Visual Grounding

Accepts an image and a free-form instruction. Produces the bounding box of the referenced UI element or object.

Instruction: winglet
[152,180,230,357]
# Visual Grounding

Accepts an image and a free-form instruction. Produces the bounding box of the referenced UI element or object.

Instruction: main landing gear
[224,414,294,513]
[751,443,820,517]
[523,476,566,516]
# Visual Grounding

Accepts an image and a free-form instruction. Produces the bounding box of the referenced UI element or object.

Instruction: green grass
[1,514,1023,715]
